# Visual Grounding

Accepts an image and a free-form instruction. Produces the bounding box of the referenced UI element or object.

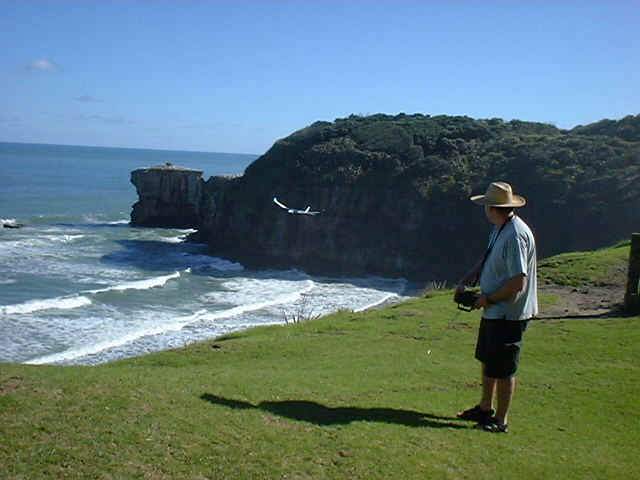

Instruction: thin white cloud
[25,59,60,73]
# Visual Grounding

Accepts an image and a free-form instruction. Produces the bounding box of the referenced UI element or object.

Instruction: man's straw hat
[470,181,526,207]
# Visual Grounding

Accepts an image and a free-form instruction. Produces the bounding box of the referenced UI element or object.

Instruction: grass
[1,244,639,479]
[537,239,630,287]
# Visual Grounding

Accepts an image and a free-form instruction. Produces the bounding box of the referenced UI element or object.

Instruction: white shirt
[479,215,538,320]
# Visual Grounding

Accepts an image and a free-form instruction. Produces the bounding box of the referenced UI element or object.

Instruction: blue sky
[1,0,638,155]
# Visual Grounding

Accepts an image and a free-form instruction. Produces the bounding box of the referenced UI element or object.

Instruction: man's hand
[474,294,490,309]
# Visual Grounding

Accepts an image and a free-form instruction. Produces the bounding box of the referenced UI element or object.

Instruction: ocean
[0,142,409,366]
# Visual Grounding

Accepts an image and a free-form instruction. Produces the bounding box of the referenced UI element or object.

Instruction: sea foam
[1,295,92,315]
[25,310,206,365]
[49,234,86,243]
[200,281,314,322]
[86,270,184,294]
[25,282,316,365]
[354,292,399,312]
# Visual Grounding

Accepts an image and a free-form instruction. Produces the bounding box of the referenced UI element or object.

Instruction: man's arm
[474,274,526,309]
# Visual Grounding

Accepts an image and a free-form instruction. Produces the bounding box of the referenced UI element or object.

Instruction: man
[455,181,538,433]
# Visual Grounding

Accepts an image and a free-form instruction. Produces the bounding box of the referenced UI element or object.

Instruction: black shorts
[475,318,529,379]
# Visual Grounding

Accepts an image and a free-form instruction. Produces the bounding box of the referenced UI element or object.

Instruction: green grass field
[1,243,639,479]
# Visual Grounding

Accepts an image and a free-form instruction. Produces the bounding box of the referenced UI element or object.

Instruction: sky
[1,0,638,155]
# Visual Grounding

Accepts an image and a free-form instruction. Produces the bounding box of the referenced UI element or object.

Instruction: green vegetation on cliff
[571,114,640,141]
[206,113,639,280]
[247,113,639,192]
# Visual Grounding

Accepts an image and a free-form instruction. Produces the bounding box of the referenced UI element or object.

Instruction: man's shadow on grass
[200,393,468,429]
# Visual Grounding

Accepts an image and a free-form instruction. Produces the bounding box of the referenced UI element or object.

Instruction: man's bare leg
[480,365,496,412]
[495,376,516,425]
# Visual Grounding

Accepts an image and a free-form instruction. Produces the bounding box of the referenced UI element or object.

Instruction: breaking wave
[1,295,92,315]
[86,270,184,294]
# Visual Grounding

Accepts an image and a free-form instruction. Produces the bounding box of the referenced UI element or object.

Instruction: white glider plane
[273,197,320,215]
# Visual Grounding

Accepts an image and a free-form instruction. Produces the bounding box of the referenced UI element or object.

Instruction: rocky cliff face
[130,164,203,228]
[130,114,640,281]
[194,178,468,280]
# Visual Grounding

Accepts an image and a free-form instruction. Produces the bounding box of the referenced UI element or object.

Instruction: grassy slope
[537,240,631,287]
[1,244,639,479]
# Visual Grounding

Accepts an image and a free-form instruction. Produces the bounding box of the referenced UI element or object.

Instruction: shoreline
[3,266,417,367]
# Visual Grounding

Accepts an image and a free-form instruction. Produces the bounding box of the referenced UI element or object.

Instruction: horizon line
[0,140,261,158]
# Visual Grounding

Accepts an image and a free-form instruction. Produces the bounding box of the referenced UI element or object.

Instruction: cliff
[131,113,640,281]
[130,163,203,228]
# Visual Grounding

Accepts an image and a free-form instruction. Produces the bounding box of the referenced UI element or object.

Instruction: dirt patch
[538,284,625,319]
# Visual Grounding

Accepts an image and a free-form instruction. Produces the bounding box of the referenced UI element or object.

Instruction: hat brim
[470,194,526,207]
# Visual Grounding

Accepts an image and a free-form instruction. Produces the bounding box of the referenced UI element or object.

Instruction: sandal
[479,419,509,433]
[456,405,495,423]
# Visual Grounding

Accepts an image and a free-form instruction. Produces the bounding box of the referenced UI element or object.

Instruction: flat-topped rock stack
[130,163,204,228]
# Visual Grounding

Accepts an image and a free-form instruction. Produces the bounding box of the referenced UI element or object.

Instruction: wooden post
[624,233,640,314]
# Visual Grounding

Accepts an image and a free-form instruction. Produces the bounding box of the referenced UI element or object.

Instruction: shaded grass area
[1,287,639,479]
